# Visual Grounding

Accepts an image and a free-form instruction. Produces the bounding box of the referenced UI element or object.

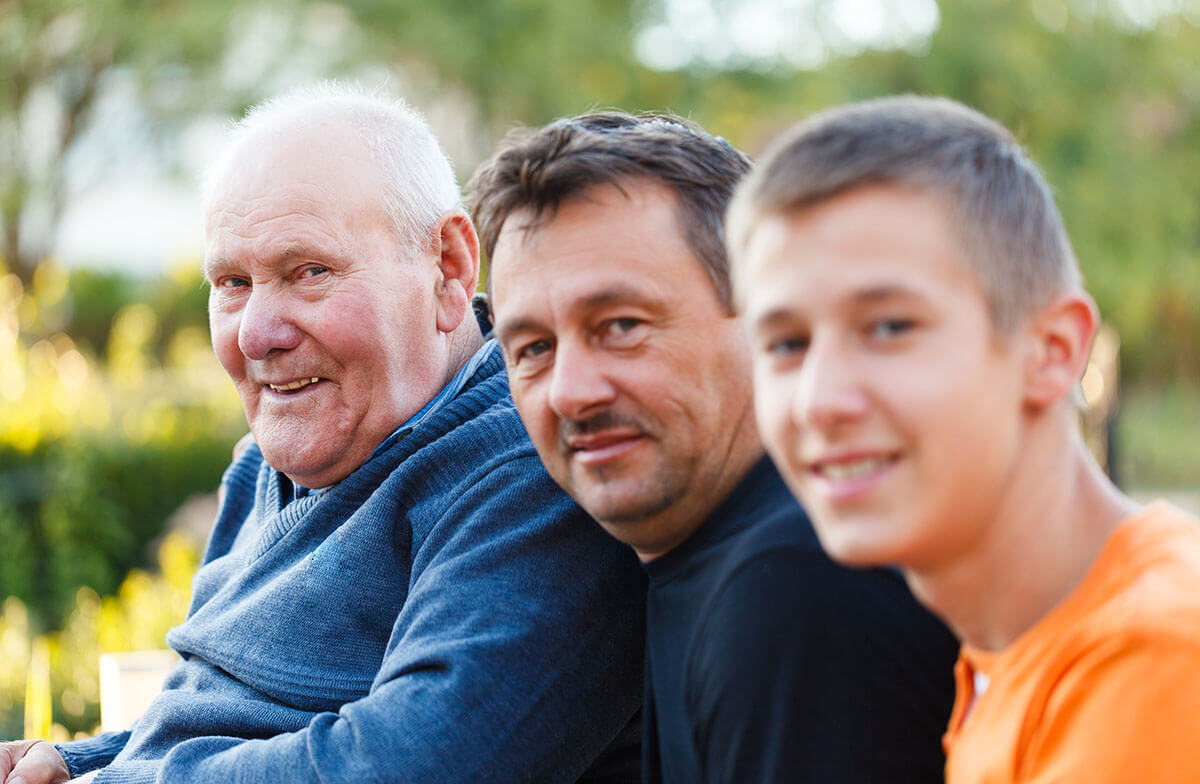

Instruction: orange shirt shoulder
[944,503,1200,784]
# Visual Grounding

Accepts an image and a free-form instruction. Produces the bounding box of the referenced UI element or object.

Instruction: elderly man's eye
[301,266,329,278]
[220,276,250,289]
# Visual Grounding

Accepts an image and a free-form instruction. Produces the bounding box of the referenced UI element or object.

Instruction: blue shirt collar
[295,338,499,497]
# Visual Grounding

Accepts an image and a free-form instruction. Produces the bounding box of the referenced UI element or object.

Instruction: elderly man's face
[204,123,445,488]
[491,181,760,560]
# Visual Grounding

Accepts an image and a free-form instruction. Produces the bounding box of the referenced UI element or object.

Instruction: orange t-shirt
[943,502,1200,784]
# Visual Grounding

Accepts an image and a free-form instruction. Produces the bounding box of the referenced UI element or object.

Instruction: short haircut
[203,82,461,250]
[467,112,751,311]
[727,95,1081,331]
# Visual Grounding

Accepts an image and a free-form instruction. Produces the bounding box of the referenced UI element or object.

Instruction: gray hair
[203,82,461,249]
[467,111,751,312]
[727,95,1081,331]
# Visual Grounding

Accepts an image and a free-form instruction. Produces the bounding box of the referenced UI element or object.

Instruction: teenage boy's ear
[429,211,481,334]
[1022,291,1100,410]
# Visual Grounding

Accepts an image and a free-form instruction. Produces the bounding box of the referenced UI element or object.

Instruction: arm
[1021,631,1200,783]
[689,549,957,784]
[51,733,131,780]
[98,455,644,784]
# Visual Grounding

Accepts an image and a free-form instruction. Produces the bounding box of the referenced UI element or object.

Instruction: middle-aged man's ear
[430,211,481,334]
[1021,291,1099,411]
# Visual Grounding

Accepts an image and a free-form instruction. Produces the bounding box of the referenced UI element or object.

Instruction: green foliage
[626,2,1200,388]
[0,260,243,628]
[0,532,201,740]
[1118,382,1200,489]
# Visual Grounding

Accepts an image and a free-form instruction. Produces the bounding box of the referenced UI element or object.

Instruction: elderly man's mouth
[266,377,321,393]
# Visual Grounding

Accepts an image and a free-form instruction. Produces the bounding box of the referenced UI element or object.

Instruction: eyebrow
[750,283,927,330]
[495,284,661,341]
[849,283,927,304]
[202,242,350,280]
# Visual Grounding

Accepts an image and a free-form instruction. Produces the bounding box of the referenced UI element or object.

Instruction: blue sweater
[642,457,957,783]
[58,349,646,783]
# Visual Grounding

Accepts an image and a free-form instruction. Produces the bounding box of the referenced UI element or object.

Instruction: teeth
[819,456,890,481]
[268,377,320,392]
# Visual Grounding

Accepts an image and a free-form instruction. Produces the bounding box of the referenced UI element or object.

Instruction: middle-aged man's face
[739,184,1027,573]
[491,180,759,560]
[204,120,447,489]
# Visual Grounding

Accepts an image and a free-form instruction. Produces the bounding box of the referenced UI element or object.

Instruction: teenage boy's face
[740,184,1027,572]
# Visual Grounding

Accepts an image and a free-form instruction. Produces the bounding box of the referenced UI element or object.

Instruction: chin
[812,525,899,569]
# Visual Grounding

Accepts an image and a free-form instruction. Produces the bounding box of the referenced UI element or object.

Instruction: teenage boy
[729,94,1200,783]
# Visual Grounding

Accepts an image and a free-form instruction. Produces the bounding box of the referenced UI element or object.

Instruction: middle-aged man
[0,87,645,784]
[470,112,960,783]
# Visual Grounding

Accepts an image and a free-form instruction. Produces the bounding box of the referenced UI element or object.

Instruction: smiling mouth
[267,377,320,392]
[566,431,646,465]
[813,454,898,481]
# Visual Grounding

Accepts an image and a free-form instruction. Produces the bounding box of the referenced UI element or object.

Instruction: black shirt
[642,457,957,784]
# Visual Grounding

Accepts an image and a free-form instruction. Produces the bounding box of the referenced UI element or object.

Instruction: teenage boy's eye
[869,319,915,339]
[765,335,809,357]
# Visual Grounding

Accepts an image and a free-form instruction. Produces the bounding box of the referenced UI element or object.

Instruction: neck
[441,317,486,387]
[633,404,765,562]
[908,421,1136,652]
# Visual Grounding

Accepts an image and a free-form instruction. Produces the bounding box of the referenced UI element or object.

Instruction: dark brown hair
[467,112,751,311]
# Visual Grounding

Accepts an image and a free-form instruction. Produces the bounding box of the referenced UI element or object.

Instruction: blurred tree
[0,0,309,286]
[572,0,1200,386]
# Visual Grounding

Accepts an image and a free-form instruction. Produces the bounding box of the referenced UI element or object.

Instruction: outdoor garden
[2,0,1198,741]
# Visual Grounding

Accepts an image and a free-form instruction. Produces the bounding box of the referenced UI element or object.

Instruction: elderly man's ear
[430,211,481,334]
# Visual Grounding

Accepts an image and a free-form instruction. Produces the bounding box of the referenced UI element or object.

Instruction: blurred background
[2,0,1198,741]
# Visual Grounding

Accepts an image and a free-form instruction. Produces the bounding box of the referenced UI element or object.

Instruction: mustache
[559,410,648,444]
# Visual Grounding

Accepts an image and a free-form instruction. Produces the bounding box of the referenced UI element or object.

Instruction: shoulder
[1019,625,1200,781]
[402,351,539,485]
[695,534,950,666]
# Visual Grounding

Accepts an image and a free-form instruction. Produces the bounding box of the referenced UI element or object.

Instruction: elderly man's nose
[237,290,301,359]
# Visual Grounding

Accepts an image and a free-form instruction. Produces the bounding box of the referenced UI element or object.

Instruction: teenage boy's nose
[792,336,868,432]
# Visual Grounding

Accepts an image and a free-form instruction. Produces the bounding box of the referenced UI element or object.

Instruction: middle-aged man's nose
[547,342,616,420]
[237,288,302,360]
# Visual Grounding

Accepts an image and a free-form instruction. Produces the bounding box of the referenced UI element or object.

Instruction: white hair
[203,82,461,249]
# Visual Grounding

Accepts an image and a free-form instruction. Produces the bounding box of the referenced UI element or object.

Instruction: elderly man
[469,112,959,783]
[0,87,644,784]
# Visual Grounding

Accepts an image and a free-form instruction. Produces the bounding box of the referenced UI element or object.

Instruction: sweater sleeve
[54,731,131,777]
[688,548,956,784]
[95,454,645,784]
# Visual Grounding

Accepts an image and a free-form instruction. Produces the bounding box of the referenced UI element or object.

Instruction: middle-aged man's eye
[516,339,552,362]
[604,318,641,337]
